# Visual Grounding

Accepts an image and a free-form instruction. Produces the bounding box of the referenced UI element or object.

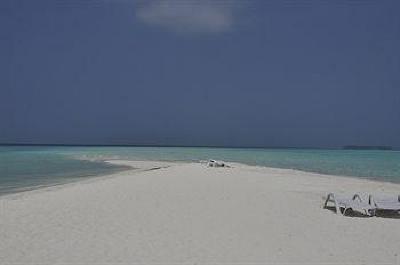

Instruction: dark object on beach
[207,160,226,167]
[343,145,393,151]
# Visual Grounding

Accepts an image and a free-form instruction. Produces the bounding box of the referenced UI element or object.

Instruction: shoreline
[3,159,400,205]
[0,161,171,199]
[2,158,400,199]
[0,163,133,198]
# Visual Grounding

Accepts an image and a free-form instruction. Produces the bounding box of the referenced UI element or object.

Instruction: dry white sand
[1,160,399,264]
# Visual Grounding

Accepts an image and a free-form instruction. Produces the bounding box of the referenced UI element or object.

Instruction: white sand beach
[1,160,399,264]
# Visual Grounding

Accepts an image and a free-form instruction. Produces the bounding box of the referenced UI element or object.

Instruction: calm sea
[1,146,400,195]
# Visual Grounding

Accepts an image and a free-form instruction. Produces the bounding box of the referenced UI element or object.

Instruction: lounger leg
[325,193,341,215]
[343,207,350,216]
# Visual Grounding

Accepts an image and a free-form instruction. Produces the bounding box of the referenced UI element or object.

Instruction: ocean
[1,145,399,195]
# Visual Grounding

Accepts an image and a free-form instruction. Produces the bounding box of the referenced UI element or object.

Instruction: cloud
[135,0,239,33]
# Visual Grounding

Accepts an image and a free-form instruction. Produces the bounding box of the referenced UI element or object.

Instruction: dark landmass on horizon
[343,145,393,151]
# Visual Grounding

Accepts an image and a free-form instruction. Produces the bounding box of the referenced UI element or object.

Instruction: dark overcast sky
[1,0,399,148]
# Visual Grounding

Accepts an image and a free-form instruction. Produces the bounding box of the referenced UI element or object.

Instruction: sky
[1,0,400,148]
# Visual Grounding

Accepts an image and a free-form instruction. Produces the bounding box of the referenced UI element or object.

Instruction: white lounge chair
[324,193,376,216]
[368,195,400,212]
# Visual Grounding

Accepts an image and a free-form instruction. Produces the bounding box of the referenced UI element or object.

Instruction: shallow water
[1,146,400,195]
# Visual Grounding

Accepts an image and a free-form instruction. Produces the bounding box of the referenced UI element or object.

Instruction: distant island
[343,145,393,151]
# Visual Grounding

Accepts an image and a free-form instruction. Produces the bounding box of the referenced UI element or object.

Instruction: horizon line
[0,143,397,151]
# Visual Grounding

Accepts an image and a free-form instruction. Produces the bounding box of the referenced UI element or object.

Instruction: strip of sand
[1,160,399,264]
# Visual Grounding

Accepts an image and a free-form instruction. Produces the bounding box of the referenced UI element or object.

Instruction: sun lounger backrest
[368,194,400,211]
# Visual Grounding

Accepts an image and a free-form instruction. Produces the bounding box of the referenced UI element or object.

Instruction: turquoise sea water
[1,146,400,195]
